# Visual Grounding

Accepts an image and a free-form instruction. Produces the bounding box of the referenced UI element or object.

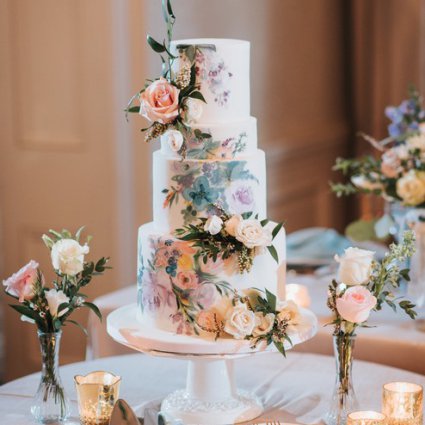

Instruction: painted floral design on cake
[177,45,233,107]
[162,160,259,224]
[184,130,247,160]
[139,236,233,335]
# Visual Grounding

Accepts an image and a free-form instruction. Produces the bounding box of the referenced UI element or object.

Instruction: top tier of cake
[170,39,250,123]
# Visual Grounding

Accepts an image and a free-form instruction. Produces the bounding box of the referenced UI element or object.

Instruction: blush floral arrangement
[332,88,425,209]
[324,231,416,425]
[175,208,283,273]
[2,227,110,424]
[125,0,212,157]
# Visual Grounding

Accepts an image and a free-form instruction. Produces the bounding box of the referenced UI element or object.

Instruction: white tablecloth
[1,352,424,425]
[87,274,425,374]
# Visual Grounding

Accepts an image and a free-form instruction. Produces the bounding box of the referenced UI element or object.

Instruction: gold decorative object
[347,411,386,425]
[382,382,423,425]
[74,371,121,425]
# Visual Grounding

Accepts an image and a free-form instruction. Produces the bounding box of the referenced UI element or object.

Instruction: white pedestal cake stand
[107,304,317,425]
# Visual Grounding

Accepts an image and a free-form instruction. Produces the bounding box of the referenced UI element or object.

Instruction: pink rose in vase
[336,286,377,324]
[3,260,40,302]
[140,78,180,124]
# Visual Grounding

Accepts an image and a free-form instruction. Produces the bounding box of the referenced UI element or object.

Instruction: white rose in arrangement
[381,149,402,178]
[235,219,273,249]
[396,170,425,206]
[224,303,257,339]
[204,215,223,235]
[51,239,89,277]
[252,312,275,337]
[225,214,242,237]
[335,247,375,286]
[407,133,425,152]
[393,144,410,160]
[351,175,382,191]
[184,98,203,123]
[161,129,184,152]
[46,289,70,317]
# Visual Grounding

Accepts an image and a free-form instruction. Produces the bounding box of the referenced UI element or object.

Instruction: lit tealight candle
[285,283,311,308]
[382,382,423,425]
[74,371,121,425]
[347,411,386,425]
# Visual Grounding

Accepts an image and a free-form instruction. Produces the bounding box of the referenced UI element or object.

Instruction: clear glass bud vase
[324,334,359,425]
[31,330,70,423]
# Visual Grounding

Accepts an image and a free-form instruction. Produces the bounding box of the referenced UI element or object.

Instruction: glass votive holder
[382,382,423,425]
[74,371,121,425]
[347,411,386,425]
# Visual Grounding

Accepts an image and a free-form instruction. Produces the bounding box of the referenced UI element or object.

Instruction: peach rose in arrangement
[2,260,40,302]
[336,285,377,324]
[225,214,242,237]
[174,270,199,290]
[139,78,180,124]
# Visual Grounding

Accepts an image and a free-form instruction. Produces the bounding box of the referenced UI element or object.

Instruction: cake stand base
[107,304,318,424]
[161,358,262,424]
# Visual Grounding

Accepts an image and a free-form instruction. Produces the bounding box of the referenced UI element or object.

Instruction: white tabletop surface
[87,274,425,374]
[1,352,424,425]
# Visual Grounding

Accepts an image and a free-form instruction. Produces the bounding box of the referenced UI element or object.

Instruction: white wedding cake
[136,39,287,338]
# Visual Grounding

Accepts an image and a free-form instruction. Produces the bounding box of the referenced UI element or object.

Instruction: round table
[0,352,424,425]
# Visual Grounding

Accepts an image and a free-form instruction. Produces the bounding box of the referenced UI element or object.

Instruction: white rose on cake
[183,98,203,124]
[396,170,425,206]
[161,129,184,152]
[204,215,223,235]
[224,303,257,339]
[335,247,375,286]
[51,239,89,277]
[235,219,272,249]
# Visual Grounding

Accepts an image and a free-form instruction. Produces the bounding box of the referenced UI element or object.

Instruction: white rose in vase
[396,170,425,206]
[335,247,375,286]
[183,98,203,124]
[235,219,272,249]
[161,129,184,152]
[224,303,257,339]
[46,289,70,317]
[204,215,223,235]
[51,239,89,277]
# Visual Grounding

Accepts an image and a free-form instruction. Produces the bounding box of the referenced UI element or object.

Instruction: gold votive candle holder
[382,382,423,425]
[347,411,386,425]
[74,371,121,425]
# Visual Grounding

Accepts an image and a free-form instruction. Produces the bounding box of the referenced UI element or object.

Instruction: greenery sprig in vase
[2,227,110,424]
[324,231,416,425]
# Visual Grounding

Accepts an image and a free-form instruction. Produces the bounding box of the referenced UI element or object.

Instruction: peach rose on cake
[174,270,199,290]
[252,312,275,337]
[3,260,40,302]
[139,78,180,124]
[235,219,273,249]
[336,286,377,323]
[225,214,242,237]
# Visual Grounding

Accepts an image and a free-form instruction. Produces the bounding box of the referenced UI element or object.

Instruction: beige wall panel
[9,1,82,150]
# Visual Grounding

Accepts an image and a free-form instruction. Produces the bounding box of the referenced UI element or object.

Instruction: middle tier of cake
[153,149,267,231]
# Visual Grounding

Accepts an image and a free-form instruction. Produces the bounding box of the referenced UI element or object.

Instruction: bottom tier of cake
[137,221,286,337]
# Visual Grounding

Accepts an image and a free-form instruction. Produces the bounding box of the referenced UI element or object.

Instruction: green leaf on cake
[265,288,277,311]
[272,222,283,239]
[189,91,206,103]
[147,35,166,53]
[267,245,279,263]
